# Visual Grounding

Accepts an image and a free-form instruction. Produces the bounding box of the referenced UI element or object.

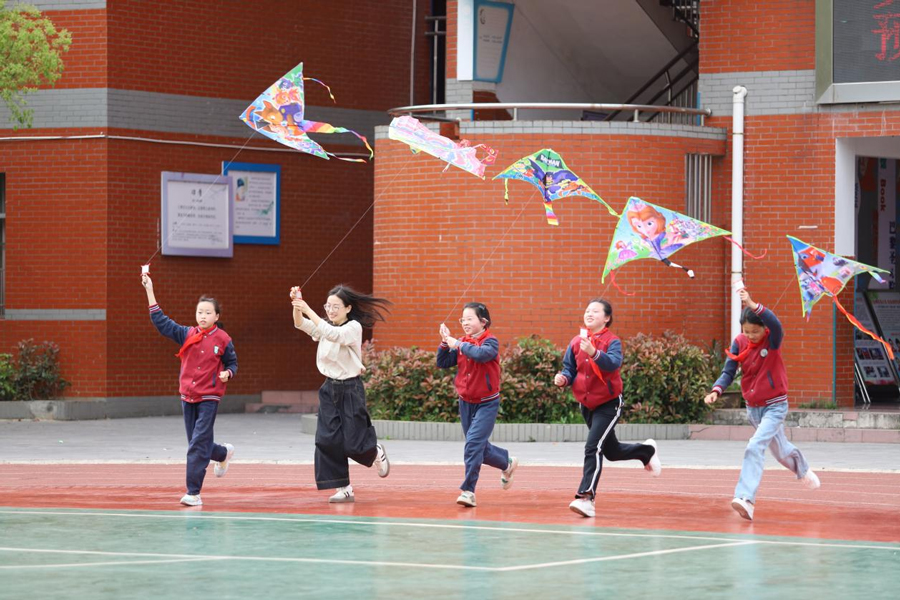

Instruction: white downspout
[731,86,748,342]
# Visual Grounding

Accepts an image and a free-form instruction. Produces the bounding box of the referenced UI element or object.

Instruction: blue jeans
[182,400,228,495]
[734,401,809,503]
[458,399,509,493]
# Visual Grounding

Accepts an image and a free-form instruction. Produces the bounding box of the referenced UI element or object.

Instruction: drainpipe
[731,86,748,343]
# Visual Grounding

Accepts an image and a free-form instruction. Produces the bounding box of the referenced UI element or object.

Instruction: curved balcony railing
[387,102,712,125]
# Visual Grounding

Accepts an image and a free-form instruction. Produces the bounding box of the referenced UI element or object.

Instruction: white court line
[1,509,898,552]
[0,556,225,570]
[0,546,494,572]
[495,541,759,572]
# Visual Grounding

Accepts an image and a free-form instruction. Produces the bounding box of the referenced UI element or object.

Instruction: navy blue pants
[182,400,228,495]
[458,398,509,493]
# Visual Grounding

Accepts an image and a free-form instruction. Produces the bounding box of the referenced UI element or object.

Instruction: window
[684,154,711,222]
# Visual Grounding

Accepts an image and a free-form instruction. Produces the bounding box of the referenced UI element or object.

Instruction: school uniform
[711,303,810,503]
[296,317,379,490]
[559,328,654,498]
[149,304,237,495]
[437,330,510,493]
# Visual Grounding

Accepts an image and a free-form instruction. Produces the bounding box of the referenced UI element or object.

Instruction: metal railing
[387,102,711,125]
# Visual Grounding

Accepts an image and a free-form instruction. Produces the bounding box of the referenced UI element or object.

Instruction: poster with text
[855,294,896,386]
[867,290,900,375]
[223,162,281,245]
[161,172,233,258]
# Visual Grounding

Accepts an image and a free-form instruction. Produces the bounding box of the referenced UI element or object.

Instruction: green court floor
[1,508,898,599]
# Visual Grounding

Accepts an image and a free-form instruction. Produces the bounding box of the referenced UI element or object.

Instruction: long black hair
[463,301,492,328]
[588,297,613,328]
[328,285,392,328]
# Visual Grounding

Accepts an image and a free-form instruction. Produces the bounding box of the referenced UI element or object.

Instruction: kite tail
[504,180,510,205]
[544,202,559,226]
[724,237,767,260]
[661,258,695,278]
[303,77,336,103]
[313,125,373,160]
[610,270,635,297]
[832,294,895,361]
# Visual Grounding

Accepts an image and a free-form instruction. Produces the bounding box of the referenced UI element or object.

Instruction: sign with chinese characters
[223,162,281,245]
[161,172,233,258]
[834,1,900,84]
[473,0,513,82]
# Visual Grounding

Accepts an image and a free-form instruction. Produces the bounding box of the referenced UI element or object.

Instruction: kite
[492,149,616,225]
[388,115,498,178]
[601,197,763,293]
[787,235,894,359]
[240,62,373,162]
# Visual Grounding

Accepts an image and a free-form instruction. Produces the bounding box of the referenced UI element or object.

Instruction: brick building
[2,1,898,411]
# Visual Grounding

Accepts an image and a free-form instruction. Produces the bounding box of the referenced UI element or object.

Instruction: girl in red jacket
[554,299,660,518]
[437,302,517,508]
[705,288,820,521]
[142,274,237,507]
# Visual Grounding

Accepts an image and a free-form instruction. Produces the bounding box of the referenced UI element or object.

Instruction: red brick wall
[35,9,108,89]
[107,0,433,108]
[373,133,730,364]
[701,0,816,73]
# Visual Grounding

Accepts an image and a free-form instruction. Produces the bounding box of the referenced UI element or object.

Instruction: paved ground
[1,413,895,471]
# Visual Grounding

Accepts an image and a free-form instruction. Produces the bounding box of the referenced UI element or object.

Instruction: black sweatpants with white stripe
[577,396,655,499]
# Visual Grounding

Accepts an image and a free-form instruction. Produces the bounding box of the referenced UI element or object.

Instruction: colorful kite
[388,116,497,178]
[493,149,616,225]
[787,235,894,358]
[240,62,373,162]
[601,197,763,293]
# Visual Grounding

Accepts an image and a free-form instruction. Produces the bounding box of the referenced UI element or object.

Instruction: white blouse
[296,318,365,380]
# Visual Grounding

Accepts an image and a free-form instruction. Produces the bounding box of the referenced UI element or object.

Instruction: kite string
[441,190,537,324]
[144,129,260,267]
[298,154,415,290]
[771,276,797,312]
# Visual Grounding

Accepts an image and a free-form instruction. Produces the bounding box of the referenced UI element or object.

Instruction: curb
[0,395,257,421]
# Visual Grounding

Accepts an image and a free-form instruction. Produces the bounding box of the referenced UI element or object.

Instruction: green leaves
[364,332,720,425]
[0,339,70,401]
[0,1,71,128]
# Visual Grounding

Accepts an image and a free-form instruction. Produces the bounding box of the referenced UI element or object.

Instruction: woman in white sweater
[291,285,392,503]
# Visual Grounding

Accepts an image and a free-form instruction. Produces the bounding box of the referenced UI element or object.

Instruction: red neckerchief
[176,326,214,359]
[726,329,769,363]
[584,328,608,382]
[461,328,490,345]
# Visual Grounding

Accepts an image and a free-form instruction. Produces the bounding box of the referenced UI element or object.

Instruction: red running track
[1,464,898,543]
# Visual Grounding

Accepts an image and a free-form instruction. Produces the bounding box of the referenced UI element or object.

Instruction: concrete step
[711,409,900,430]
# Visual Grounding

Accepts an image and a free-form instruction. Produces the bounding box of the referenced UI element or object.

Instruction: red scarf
[175,327,213,359]
[584,328,608,382]
[726,330,769,363]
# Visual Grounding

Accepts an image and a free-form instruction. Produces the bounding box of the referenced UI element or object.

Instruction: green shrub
[620,332,718,424]
[11,339,70,400]
[0,354,16,401]
[364,332,719,424]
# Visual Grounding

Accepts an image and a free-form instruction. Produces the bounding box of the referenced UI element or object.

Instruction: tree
[0,1,71,129]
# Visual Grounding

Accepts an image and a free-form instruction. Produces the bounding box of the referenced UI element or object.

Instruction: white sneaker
[644,439,661,477]
[569,496,595,518]
[731,497,754,521]
[501,456,518,490]
[180,494,202,506]
[329,485,355,503]
[800,469,820,490]
[214,443,234,478]
[374,443,390,478]
[456,491,477,507]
